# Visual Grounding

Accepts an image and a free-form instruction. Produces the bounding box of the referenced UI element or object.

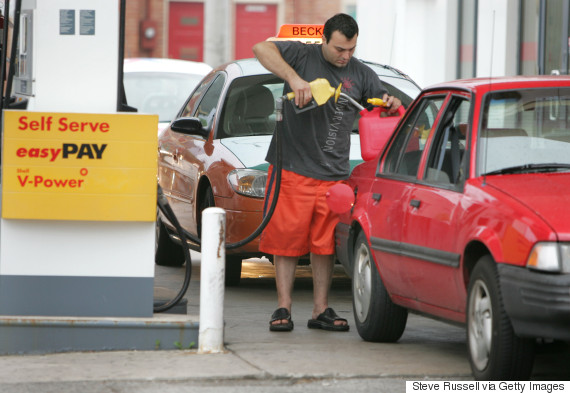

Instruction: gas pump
[0,0,197,354]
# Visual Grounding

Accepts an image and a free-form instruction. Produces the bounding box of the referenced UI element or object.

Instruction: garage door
[235,4,277,60]
[169,2,204,61]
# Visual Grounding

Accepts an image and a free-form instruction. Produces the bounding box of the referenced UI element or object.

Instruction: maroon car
[334,76,570,380]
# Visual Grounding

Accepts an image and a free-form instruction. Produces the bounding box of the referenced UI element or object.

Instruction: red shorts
[259,166,342,257]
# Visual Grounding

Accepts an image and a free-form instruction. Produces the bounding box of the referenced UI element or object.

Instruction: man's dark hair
[323,13,359,42]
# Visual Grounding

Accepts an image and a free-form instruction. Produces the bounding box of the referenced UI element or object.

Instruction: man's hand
[253,41,312,108]
[382,94,402,114]
[290,77,312,108]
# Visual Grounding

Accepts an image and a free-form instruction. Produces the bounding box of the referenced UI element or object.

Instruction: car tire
[199,186,242,286]
[225,255,243,287]
[467,255,535,380]
[155,215,186,267]
[352,231,408,342]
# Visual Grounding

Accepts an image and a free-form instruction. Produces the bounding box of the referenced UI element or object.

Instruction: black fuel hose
[153,97,285,312]
[154,184,193,313]
[3,0,21,110]
[225,96,283,249]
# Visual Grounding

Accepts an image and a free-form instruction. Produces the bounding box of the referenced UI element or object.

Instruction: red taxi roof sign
[268,24,323,43]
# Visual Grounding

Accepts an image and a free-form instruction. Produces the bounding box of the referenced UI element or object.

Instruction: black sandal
[307,308,349,331]
[269,307,294,332]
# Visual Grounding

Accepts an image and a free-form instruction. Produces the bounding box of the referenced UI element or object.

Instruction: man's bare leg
[310,253,347,327]
[271,255,298,326]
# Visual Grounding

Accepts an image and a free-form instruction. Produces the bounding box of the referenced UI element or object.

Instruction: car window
[424,96,470,185]
[383,96,445,177]
[180,73,224,120]
[478,87,570,175]
[193,75,225,132]
[218,75,283,138]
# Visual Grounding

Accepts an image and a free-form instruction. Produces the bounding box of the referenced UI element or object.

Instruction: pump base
[0,314,199,354]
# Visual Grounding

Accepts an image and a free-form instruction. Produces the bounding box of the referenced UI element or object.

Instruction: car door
[367,95,445,299]
[158,73,226,234]
[399,93,471,313]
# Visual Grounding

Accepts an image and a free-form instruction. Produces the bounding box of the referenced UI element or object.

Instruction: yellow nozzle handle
[367,98,387,107]
[286,78,340,106]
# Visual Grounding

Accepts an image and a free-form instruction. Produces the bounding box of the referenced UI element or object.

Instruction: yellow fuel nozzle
[367,98,387,107]
[334,83,342,103]
[286,78,341,106]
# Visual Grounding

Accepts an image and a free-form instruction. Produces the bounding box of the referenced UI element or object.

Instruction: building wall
[356,0,525,88]
[356,0,458,88]
[125,0,167,58]
[124,0,344,62]
[283,0,341,23]
[476,0,519,79]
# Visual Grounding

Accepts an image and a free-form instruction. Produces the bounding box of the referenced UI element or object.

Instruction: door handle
[410,199,421,208]
[372,193,382,202]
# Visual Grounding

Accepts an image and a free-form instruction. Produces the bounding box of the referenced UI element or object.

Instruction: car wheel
[155,215,186,267]
[352,231,408,342]
[199,186,242,287]
[225,255,243,287]
[467,255,535,380]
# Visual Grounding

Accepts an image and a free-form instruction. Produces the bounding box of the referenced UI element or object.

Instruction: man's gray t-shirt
[265,40,388,181]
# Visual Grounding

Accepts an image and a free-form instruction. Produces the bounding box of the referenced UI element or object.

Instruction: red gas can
[359,105,405,161]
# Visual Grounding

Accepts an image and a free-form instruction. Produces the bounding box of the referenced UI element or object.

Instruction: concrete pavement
[0,313,474,390]
[0,255,568,392]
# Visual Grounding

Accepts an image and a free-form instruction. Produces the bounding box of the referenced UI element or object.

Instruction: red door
[234,4,277,60]
[169,2,204,61]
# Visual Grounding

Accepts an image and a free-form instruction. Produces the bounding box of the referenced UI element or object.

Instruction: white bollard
[198,207,226,354]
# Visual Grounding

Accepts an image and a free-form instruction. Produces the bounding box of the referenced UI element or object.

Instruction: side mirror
[170,117,208,137]
[359,105,405,161]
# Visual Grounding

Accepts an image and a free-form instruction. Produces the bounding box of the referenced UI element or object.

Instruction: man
[253,13,401,332]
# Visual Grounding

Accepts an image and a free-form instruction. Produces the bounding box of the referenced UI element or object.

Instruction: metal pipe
[339,92,364,111]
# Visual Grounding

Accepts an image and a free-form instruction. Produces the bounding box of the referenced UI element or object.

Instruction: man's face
[322,30,357,68]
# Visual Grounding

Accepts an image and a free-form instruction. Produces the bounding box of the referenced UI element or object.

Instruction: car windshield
[124,72,204,122]
[479,87,570,175]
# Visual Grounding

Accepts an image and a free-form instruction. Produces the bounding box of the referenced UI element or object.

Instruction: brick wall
[124,0,166,58]
[124,0,342,60]
[284,0,341,24]
[124,0,143,58]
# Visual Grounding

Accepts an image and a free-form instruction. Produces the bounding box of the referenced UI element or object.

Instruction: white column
[204,0,232,67]
[198,207,226,354]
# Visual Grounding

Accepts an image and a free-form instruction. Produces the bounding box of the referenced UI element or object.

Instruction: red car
[334,76,570,380]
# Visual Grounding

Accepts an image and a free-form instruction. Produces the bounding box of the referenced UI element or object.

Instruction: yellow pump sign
[2,110,158,221]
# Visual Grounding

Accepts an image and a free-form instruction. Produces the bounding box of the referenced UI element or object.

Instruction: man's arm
[252,41,312,107]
